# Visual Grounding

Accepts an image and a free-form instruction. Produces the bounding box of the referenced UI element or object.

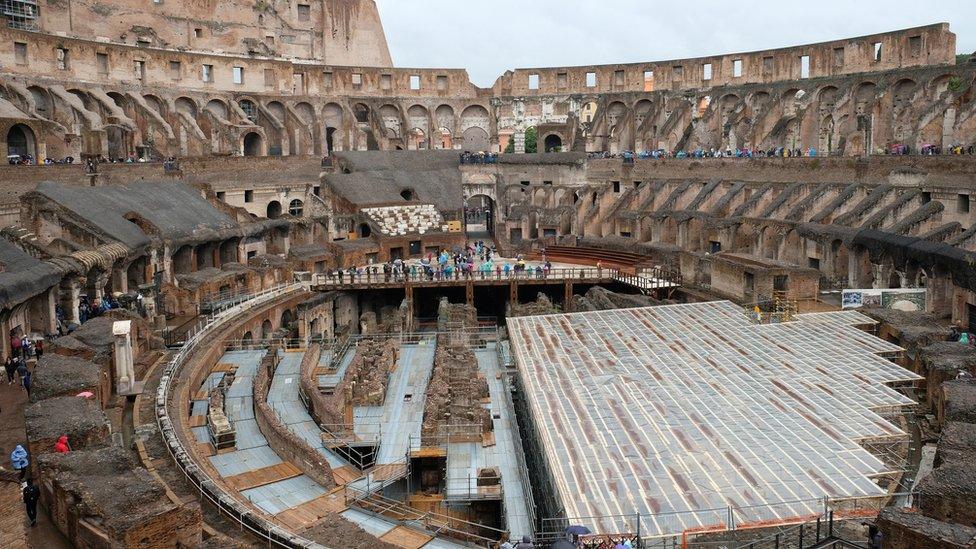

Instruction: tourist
[16,359,28,388]
[515,535,534,548]
[11,444,29,480]
[500,541,514,549]
[34,339,43,361]
[10,333,22,359]
[22,368,31,395]
[5,356,15,385]
[960,331,971,345]
[22,478,39,527]
[54,435,71,454]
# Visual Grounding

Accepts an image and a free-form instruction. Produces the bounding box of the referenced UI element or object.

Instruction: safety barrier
[155,283,331,548]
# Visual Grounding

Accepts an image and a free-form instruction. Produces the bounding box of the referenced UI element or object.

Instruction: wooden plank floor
[371,463,407,482]
[212,362,238,373]
[274,487,348,530]
[331,465,360,485]
[224,462,302,491]
[379,525,433,549]
[188,415,207,427]
[0,480,28,549]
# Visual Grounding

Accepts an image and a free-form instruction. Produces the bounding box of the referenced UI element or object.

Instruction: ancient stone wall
[421,336,490,445]
[252,346,336,489]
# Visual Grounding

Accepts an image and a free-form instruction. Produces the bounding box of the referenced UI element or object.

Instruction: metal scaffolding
[1,0,38,30]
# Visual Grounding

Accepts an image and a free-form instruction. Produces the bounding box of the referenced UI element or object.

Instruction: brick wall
[252,347,336,489]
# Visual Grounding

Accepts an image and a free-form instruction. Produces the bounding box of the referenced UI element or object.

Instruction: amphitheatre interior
[1,2,976,548]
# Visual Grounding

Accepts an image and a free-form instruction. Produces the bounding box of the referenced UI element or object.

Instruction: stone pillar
[61,279,81,326]
[88,271,110,301]
[42,287,58,335]
[113,320,135,395]
[926,274,951,315]
[111,267,128,295]
[848,252,861,288]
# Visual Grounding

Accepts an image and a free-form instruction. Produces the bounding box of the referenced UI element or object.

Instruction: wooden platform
[379,525,433,549]
[371,463,407,482]
[481,431,496,448]
[194,442,215,457]
[212,362,237,373]
[312,366,333,376]
[274,487,348,530]
[192,389,209,401]
[224,462,301,491]
[332,465,361,485]
[188,414,207,427]
[409,447,447,459]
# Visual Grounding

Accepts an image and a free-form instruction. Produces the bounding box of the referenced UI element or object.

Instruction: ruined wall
[494,24,955,95]
[422,336,490,445]
[252,346,336,489]
[0,24,971,162]
[33,0,391,66]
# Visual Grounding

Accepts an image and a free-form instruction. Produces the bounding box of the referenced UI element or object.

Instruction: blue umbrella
[565,525,592,536]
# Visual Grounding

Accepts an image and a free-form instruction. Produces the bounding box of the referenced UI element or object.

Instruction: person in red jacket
[53,435,70,454]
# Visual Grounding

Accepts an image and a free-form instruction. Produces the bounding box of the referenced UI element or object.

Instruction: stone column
[111,267,128,295]
[61,279,81,326]
[113,320,135,395]
[41,287,57,335]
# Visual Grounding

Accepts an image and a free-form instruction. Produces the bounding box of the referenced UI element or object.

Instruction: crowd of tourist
[7,154,78,165]
[587,143,976,162]
[320,242,593,285]
[459,151,499,164]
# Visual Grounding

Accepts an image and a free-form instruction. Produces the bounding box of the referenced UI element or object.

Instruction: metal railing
[310,267,619,287]
[154,282,327,548]
[342,482,506,547]
[535,492,917,545]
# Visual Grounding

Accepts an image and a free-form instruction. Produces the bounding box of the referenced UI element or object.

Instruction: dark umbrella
[565,525,592,536]
[552,540,576,549]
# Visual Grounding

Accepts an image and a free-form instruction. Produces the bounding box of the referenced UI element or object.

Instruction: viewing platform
[307,266,680,296]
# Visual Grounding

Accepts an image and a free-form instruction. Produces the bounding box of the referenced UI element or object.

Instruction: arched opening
[243,132,263,156]
[288,199,304,216]
[126,256,147,289]
[437,128,453,149]
[175,97,197,119]
[465,194,495,235]
[266,201,282,219]
[461,127,489,152]
[205,99,228,119]
[6,124,36,160]
[354,104,370,124]
[238,99,258,123]
[326,127,338,154]
[220,239,239,265]
[172,245,194,274]
[409,128,427,150]
[261,319,273,339]
[400,188,415,201]
[309,318,320,339]
[358,223,371,238]
[281,309,293,328]
[195,242,215,270]
[242,331,253,346]
[543,134,563,153]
